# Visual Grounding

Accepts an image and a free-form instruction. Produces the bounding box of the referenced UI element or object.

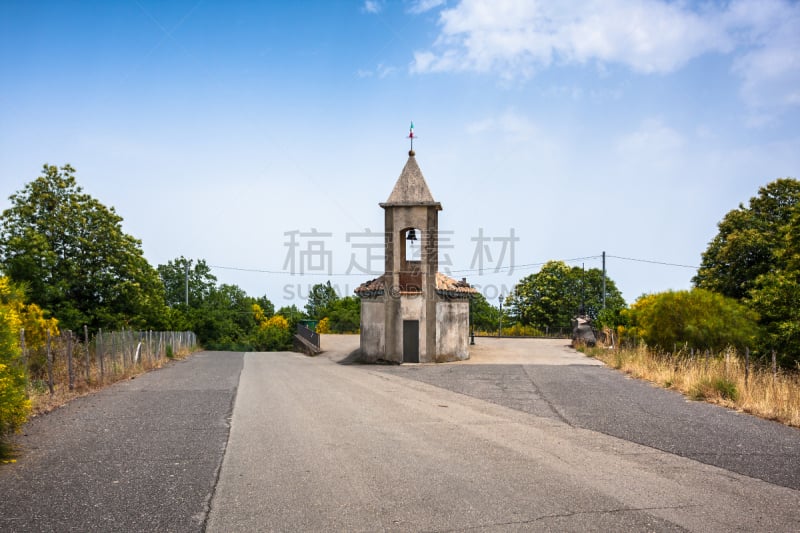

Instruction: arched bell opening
[400,227,422,292]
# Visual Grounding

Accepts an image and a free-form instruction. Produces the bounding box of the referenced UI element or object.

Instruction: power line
[448,256,602,275]
[209,254,697,277]
[209,255,611,277]
[606,255,698,270]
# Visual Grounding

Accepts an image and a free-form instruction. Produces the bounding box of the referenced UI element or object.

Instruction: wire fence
[474,325,573,339]
[20,328,198,396]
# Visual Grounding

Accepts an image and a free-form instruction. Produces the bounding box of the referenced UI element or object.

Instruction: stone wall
[359,298,385,362]
[435,300,470,362]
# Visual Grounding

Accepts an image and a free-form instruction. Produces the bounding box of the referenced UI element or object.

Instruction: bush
[0,278,31,450]
[625,289,759,352]
[250,315,292,351]
[316,317,331,334]
[501,324,543,337]
[691,377,739,402]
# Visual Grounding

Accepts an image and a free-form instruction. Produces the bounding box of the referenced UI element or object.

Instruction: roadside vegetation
[579,343,800,428]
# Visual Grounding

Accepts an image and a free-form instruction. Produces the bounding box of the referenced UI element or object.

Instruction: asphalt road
[0,351,242,533]
[2,338,799,532]
[372,339,800,491]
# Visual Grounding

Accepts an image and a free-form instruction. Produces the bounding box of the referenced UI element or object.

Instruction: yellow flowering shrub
[0,277,31,441]
[252,303,268,325]
[315,317,331,334]
[264,315,289,330]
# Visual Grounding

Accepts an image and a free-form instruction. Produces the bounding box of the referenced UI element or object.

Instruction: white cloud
[363,1,383,14]
[408,0,447,15]
[412,0,730,75]
[411,0,800,111]
[726,0,800,110]
[356,63,398,79]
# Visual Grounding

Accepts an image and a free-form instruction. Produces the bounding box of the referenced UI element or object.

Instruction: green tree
[469,292,501,333]
[694,178,800,300]
[746,207,800,364]
[157,257,217,308]
[326,296,360,333]
[190,284,257,350]
[305,281,338,320]
[506,261,625,328]
[626,289,759,352]
[253,295,275,318]
[276,305,306,331]
[694,178,800,364]
[0,164,167,331]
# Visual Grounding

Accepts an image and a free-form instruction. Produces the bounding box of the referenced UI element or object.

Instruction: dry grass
[582,344,800,428]
[26,347,197,418]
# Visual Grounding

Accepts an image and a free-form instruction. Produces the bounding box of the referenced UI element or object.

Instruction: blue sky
[1,0,799,309]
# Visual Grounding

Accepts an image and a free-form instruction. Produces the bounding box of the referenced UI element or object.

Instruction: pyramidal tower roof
[380,151,442,210]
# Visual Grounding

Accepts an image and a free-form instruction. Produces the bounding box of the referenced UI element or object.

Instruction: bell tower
[379,149,441,362]
[355,126,476,363]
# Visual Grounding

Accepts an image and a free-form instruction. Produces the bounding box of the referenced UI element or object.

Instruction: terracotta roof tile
[354,273,477,297]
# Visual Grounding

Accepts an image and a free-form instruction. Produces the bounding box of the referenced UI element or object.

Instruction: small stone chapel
[355,146,477,363]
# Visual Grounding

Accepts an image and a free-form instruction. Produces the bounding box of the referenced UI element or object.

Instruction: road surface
[2,336,798,531]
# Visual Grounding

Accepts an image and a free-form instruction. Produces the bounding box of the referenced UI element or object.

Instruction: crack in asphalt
[521,364,573,426]
[425,504,700,532]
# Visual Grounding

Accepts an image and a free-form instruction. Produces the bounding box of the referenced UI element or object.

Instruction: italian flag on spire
[409,121,414,138]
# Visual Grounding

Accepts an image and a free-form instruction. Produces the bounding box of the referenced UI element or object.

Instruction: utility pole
[602,251,606,310]
[498,295,503,337]
[185,262,189,307]
[581,263,586,316]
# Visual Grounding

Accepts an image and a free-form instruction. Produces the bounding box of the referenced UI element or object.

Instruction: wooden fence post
[772,349,777,384]
[112,331,119,373]
[46,330,54,396]
[98,328,104,383]
[67,331,74,391]
[20,328,27,370]
[84,325,90,384]
[745,347,750,387]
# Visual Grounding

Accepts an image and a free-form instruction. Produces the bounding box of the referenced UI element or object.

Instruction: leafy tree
[305,281,338,320]
[748,272,800,365]
[469,292,501,333]
[694,178,800,364]
[0,278,32,449]
[253,295,275,318]
[190,284,257,350]
[157,257,217,308]
[746,208,800,364]
[694,178,800,300]
[625,289,759,352]
[276,305,306,331]
[326,296,360,333]
[0,164,167,331]
[505,261,625,328]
